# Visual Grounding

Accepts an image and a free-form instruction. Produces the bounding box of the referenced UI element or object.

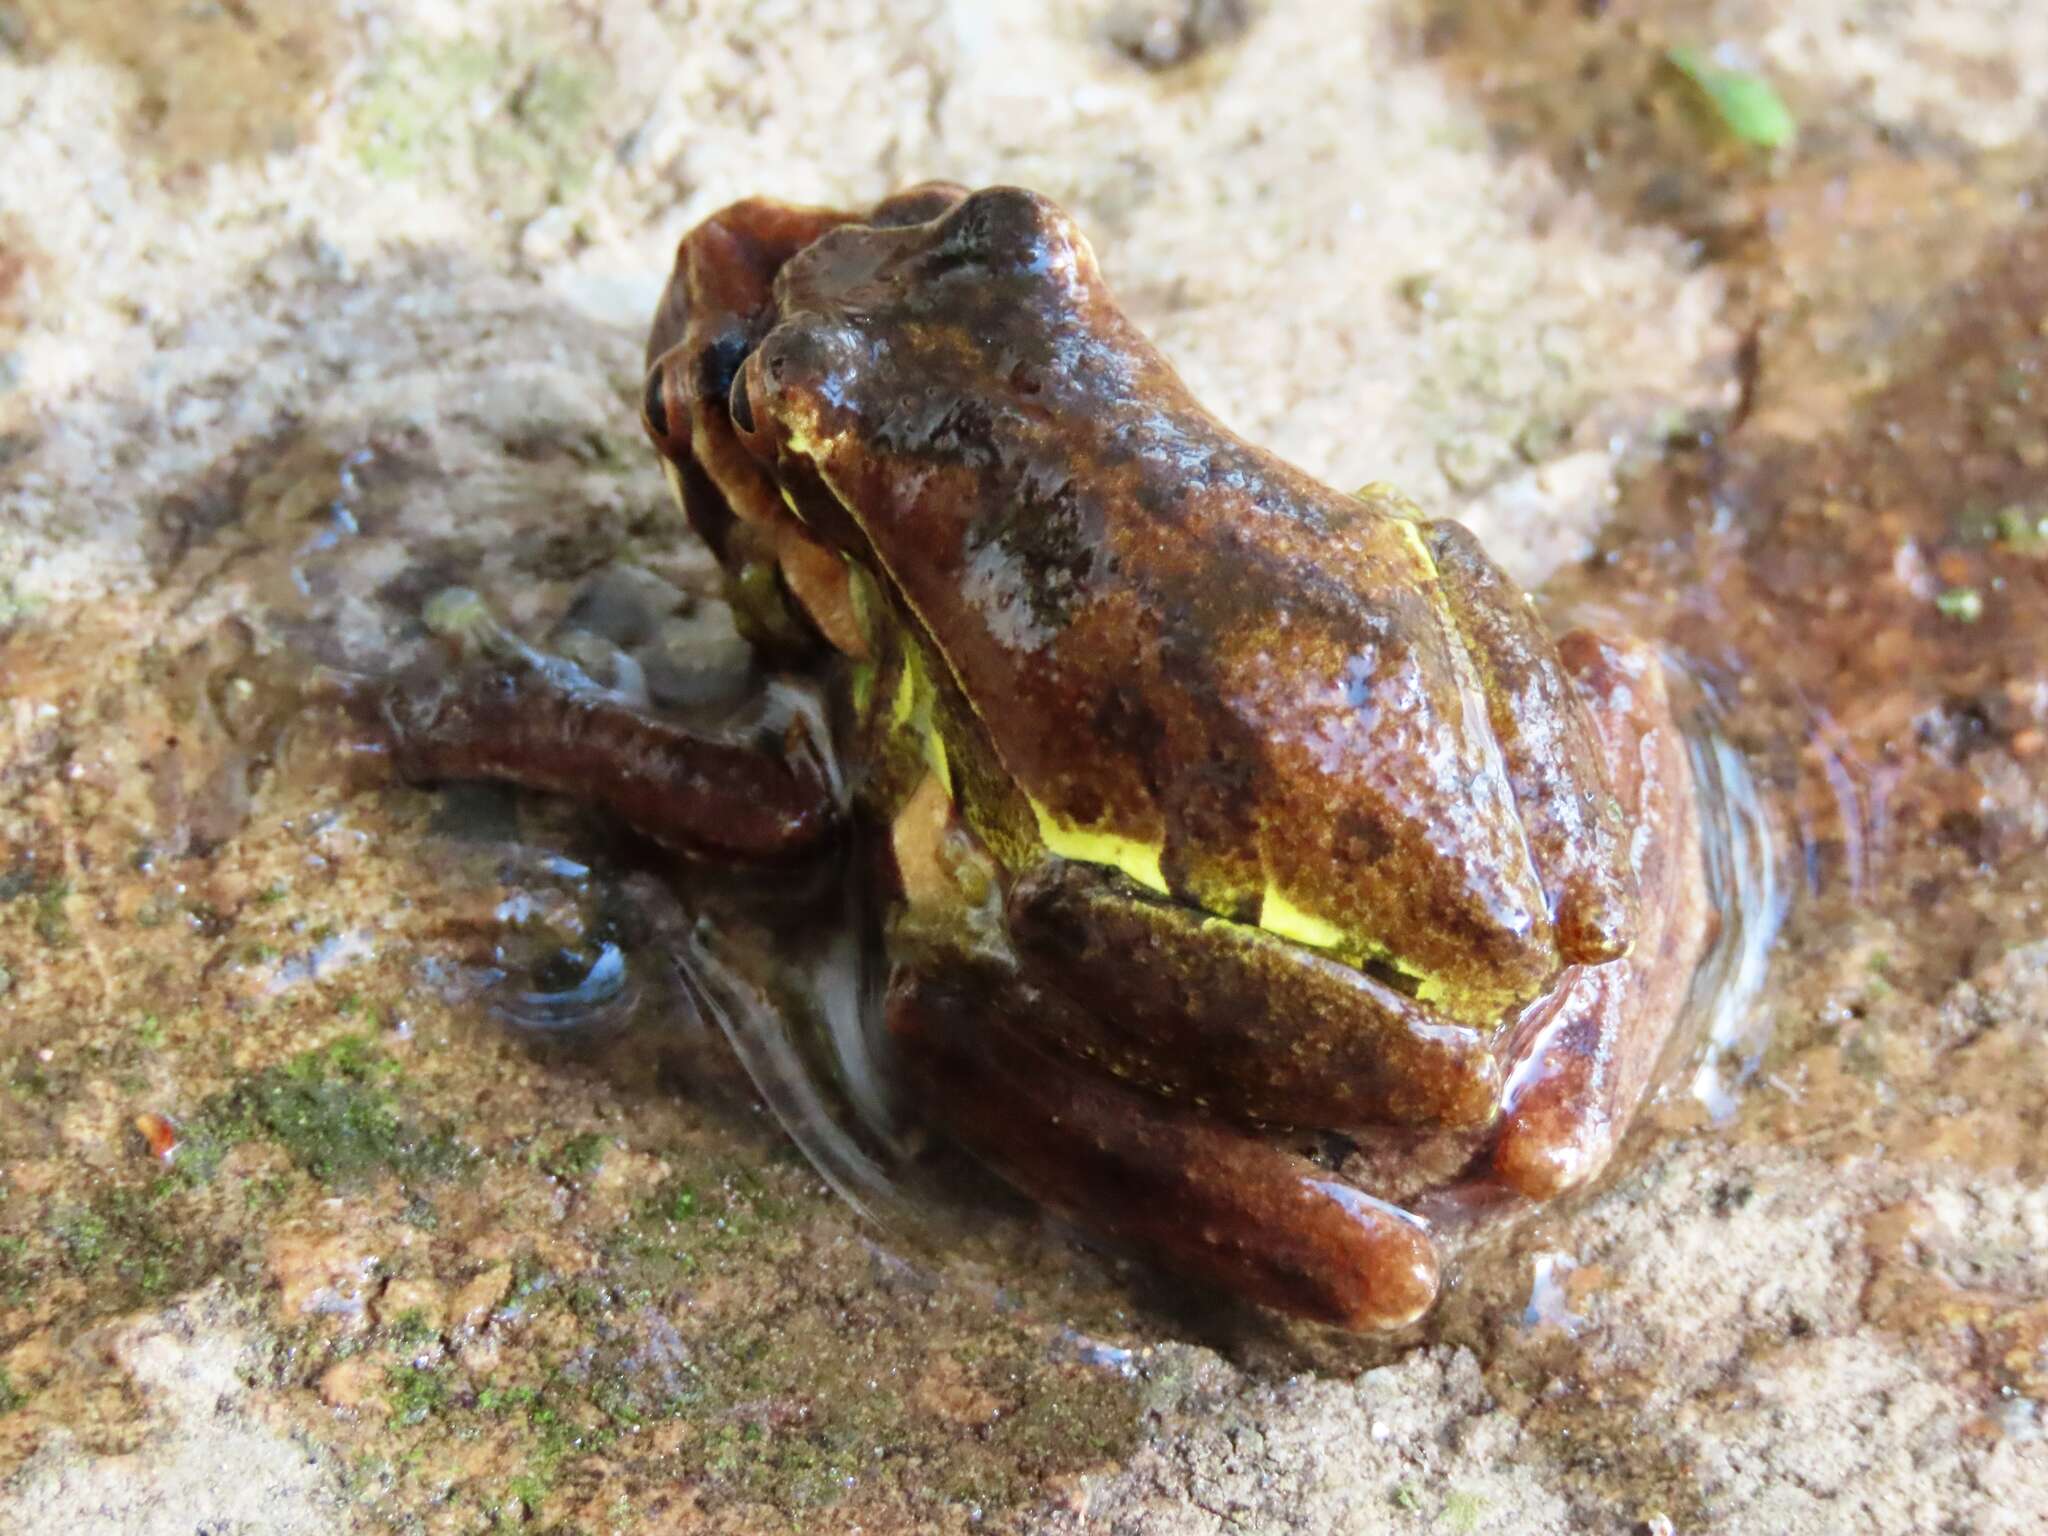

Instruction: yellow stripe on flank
[780,487,807,523]
[843,557,880,646]
[1029,799,1170,896]
[661,459,686,510]
[885,644,954,800]
[890,663,917,727]
[1258,884,1349,951]
[924,722,953,799]
[1260,885,1447,1002]
[1394,516,1436,578]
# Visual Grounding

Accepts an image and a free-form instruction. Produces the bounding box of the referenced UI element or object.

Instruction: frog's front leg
[360,645,838,863]
[886,953,1442,1332]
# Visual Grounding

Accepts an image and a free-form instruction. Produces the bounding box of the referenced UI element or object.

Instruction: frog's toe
[1489,974,1627,1202]
[888,958,1442,1332]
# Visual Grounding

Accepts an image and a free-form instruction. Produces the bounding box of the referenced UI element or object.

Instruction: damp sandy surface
[2,2,2047,1532]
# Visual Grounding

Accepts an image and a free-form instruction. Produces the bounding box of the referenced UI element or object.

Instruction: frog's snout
[729,319,849,464]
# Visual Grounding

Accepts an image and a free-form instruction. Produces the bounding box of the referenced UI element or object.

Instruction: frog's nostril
[642,367,670,441]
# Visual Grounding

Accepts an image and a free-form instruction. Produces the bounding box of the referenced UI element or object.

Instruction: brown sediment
[1444,177,2048,1521]
[1553,209,2048,1016]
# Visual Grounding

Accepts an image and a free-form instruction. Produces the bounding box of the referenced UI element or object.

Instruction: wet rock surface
[2,2,2046,1531]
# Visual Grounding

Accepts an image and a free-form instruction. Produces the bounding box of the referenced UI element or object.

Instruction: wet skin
[380,184,1712,1330]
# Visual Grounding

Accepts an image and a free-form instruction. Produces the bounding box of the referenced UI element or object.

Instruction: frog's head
[640,183,981,462]
[638,183,982,606]
[722,185,1093,515]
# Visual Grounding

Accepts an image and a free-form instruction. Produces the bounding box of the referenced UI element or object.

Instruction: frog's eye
[728,359,757,435]
[642,365,671,441]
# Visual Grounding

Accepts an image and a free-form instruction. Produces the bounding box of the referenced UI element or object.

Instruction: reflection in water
[1787,681,1902,905]
[670,886,917,1230]
[495,940,633,1033]
[1520,1250,1586,1335]
[1672,672,1790,1124]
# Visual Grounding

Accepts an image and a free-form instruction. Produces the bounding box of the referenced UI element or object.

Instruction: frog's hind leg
[1423,519,1637,965]
[1484,632,1713,1201]
[356,647,838,864]
[1004,860,1503,1133]
[886,956,1441,1332]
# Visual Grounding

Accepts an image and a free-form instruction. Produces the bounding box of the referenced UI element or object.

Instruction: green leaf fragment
[1935,587,1984,623]
[1994,504,2048,551]
[1667,46,1797,149]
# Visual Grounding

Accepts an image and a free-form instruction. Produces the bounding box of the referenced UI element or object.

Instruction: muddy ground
[2,2,2046,1532]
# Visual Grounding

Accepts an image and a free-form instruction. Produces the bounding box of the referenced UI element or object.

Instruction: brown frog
[380,184,1712,1331]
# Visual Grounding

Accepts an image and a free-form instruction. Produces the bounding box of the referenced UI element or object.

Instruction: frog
[374,183,1713,1331]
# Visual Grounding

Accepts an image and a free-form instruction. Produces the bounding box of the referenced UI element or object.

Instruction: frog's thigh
[1006,861,1502,1131]
[886,956,1440,1331]
[370,661,836,862]
[1423,519,1636,965]
[1488,632,1711,1200]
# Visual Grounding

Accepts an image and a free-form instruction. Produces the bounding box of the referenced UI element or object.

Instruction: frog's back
[760,187,1559,1010]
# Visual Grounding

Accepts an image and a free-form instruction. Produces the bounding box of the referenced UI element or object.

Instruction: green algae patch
[349,37,500,182]
[282,1154,1146,1531]
[535,1130,609,1184]
[377,1298,1141,1527]
[1934,586,1985,624]
[347,34,605,215]
[0,1237,28,1306]
[41,1179,241,1318]
[1441,1487,1490,1531]
[1,871,74,949]
[182,1035,468,1188]
[1991,503,2048,553]
[385,1361,453,1427]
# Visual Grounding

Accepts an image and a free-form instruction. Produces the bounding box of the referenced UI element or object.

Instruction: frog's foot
[1483,631,1713,1201]
[349,592,839,864]
[887,956,1442,1332]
